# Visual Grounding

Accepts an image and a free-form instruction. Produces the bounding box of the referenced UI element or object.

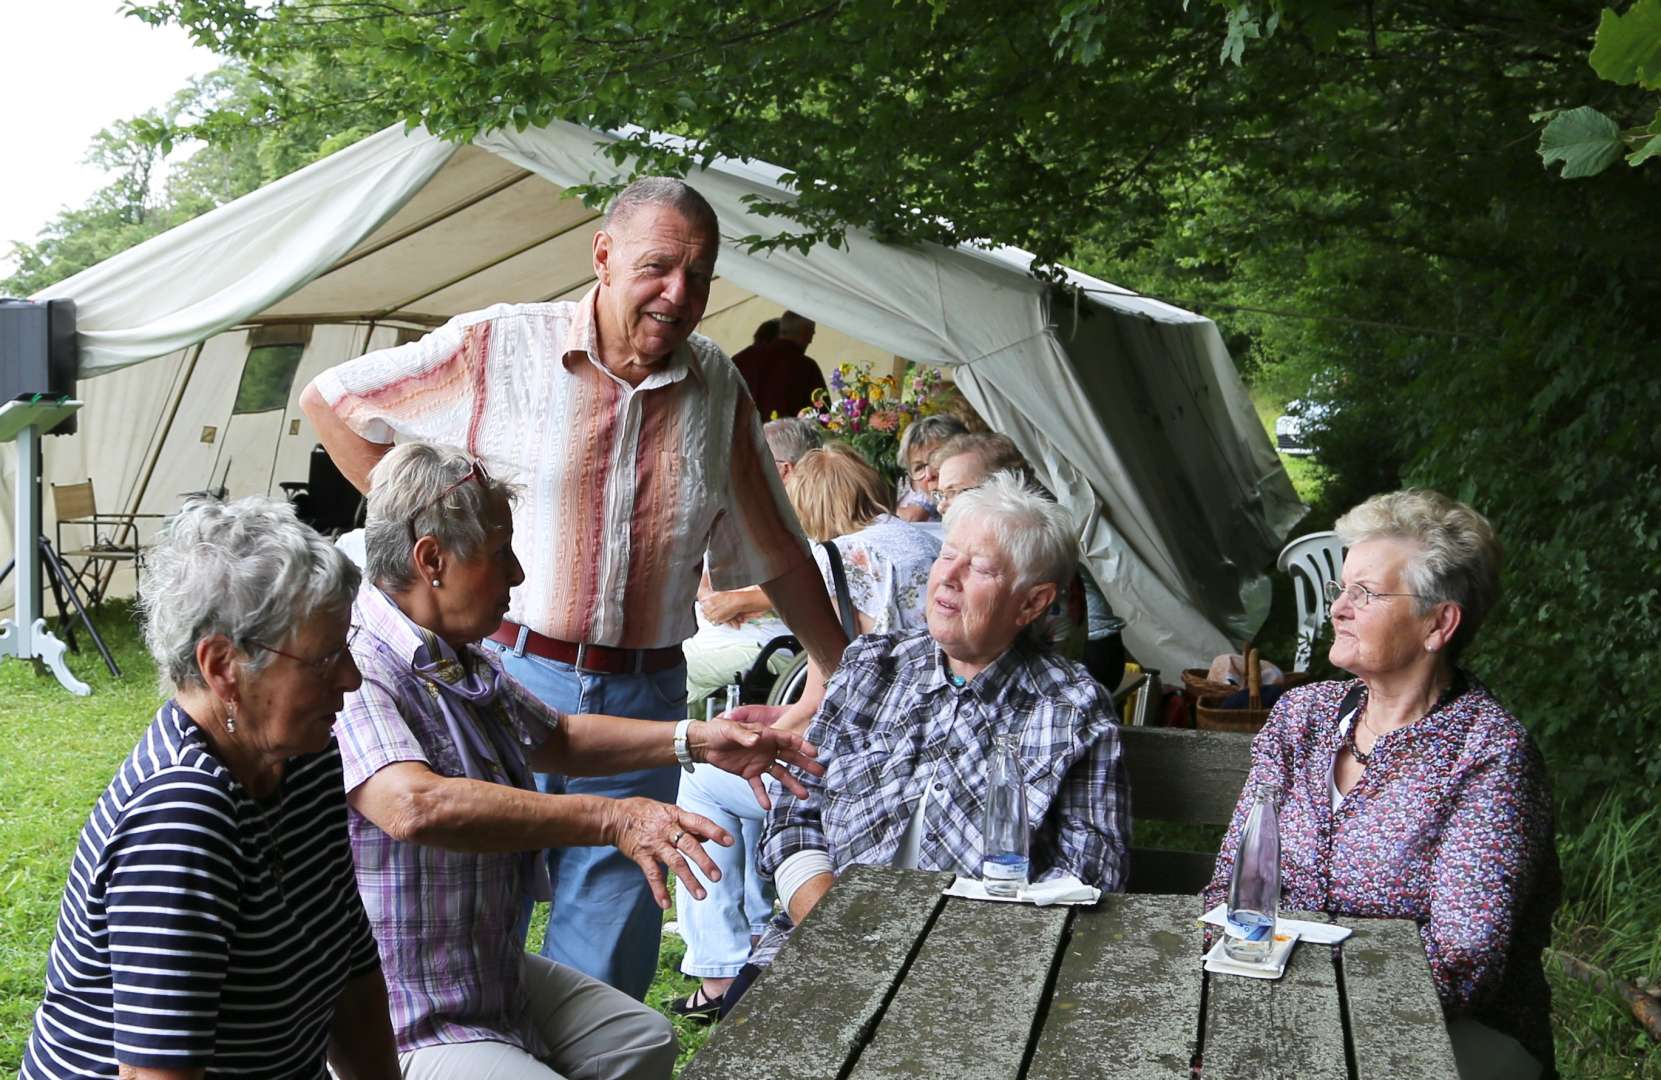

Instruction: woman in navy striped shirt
[21,497,398,1080]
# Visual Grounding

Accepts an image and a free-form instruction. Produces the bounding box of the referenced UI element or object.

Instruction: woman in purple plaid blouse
[1203,490,1559,1080]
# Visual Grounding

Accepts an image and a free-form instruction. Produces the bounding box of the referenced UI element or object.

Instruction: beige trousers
[398,954,676,1080]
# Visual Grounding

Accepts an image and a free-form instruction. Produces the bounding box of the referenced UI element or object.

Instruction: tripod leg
[0,557,12,587]
[44,550,79,654]
[39,540,120,679]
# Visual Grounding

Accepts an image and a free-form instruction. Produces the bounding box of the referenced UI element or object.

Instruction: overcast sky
[1,0,221,280]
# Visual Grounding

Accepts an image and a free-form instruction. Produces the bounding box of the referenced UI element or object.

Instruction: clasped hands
[609,704,820,909]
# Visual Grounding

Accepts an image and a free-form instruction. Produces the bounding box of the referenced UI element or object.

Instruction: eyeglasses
[935,484,976,512]
[251,626,359,673]
[407,459,492,543]
[907,459,934,481]
[1323,580,1422,610]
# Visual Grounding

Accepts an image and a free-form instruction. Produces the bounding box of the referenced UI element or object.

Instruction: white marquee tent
[15,119,1304,675]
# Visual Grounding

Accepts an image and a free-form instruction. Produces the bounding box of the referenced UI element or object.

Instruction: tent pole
[123,340,205,517]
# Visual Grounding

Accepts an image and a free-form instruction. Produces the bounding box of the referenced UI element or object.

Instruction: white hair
[364,442,522,592]
[941,470,1079,648]
[1335,488,1502,660]
[139,495,360,694]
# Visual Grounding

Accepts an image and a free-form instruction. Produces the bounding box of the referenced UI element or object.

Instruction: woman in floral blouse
[1203,489,1559,1079]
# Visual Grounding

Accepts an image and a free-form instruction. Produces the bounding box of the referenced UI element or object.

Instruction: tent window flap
[233,344,305,414]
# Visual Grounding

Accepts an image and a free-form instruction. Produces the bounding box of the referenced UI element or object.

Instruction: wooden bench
[1118,725,1255,894]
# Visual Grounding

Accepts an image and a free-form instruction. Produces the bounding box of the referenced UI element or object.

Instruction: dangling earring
[225,701,238,734]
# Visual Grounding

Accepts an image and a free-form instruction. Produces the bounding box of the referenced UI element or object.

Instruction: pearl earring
[432,578,442,588]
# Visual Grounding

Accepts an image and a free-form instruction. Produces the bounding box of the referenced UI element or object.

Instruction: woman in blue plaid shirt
[725,472,1130,1005]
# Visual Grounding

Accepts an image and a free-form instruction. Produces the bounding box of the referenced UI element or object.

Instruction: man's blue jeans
[488,639,687,1001]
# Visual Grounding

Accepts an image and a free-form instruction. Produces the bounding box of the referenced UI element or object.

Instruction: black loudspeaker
[0,298,79,435]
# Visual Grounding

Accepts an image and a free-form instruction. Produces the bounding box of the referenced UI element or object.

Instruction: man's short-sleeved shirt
[314,288,811,649]
[22,703,379,1079]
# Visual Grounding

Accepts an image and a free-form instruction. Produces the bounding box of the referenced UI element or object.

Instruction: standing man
[299,178,848,1000]
[731,311,828,420]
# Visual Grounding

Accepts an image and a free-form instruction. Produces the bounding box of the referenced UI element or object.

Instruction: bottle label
[1226,910,1274,941]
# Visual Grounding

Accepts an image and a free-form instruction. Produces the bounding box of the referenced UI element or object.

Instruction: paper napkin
[945,874,1101,906]
[1197,903,1352,944]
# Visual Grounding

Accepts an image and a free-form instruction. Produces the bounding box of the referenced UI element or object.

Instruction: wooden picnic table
[683,865,1457,1080]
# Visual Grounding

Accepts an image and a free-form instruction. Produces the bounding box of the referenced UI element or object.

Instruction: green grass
[0,602,159,1070]
[5,601,1658,1077]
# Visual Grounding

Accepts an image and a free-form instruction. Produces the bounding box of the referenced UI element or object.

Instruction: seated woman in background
[335,442,821,1079]
[893,414,967,523]
[1203,489,1558,1080]
[22,497,398,1080]
[673,441,940,1018]
[729,472,1129,1010]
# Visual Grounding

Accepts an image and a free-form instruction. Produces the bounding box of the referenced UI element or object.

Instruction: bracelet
[673,718,696,773]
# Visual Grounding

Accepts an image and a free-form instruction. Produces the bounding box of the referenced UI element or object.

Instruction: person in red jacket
[732,311,827,420]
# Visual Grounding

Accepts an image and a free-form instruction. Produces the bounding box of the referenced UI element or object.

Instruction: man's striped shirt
[21,702,380,1078]
[313,287,811,649]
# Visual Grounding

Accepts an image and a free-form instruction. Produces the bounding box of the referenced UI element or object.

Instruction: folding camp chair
[51,480,157,607]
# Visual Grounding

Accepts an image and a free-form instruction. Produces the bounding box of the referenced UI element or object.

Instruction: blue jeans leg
[491,643,687,1001]
[673,763,774,979]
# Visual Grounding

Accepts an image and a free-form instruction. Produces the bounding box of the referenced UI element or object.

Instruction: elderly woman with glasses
[21,497,398,1080]
[711,472,1129,1013]
[893,414,967,523]
[332,442,821,1080]
[1202,490,1559,1079]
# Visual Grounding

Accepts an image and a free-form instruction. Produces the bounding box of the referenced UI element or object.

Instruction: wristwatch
[673,718,696,773]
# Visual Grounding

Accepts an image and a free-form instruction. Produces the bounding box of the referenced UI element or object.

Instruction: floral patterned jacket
[1203,676,1560,1067]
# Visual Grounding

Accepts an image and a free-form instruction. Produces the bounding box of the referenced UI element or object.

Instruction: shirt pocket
[823,735,897,834]
[654,449,717,543]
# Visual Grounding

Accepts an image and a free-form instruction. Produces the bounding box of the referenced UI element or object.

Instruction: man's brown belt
[489,622,684,675]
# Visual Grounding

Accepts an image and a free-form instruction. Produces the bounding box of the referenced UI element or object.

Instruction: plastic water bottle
[981,731,1029,896]
[1224,781,1282,963]
[725,679,742,716]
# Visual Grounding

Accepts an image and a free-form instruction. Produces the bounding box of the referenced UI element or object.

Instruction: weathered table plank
[681,865,953,1080]
[1202,911,1348,1080]
[1026,894,1202,1080]
[1341,917,1458,1079]
[844,895,1069,1080]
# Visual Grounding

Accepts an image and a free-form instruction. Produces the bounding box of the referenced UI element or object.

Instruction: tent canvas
[16,120,1304,675]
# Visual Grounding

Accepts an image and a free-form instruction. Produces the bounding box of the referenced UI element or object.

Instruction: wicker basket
[1195,647,1274,733]
[1181,655,1310,700]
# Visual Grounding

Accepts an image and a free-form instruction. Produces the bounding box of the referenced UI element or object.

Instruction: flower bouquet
[802,364,947,483]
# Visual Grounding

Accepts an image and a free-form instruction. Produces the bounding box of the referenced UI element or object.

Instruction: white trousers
[398,954,676,1080]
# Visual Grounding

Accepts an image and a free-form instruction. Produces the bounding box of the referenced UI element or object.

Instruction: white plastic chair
[1276,530,1345,672]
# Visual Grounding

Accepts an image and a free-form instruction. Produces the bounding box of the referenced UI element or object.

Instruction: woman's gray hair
[139,495,360,694]
[941,470,1079,648]
[364,442,522,592]
[1335,488,1502,660]
[897,414,968,468]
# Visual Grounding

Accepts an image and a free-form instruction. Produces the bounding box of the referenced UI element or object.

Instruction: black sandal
[670,984,725,1021]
